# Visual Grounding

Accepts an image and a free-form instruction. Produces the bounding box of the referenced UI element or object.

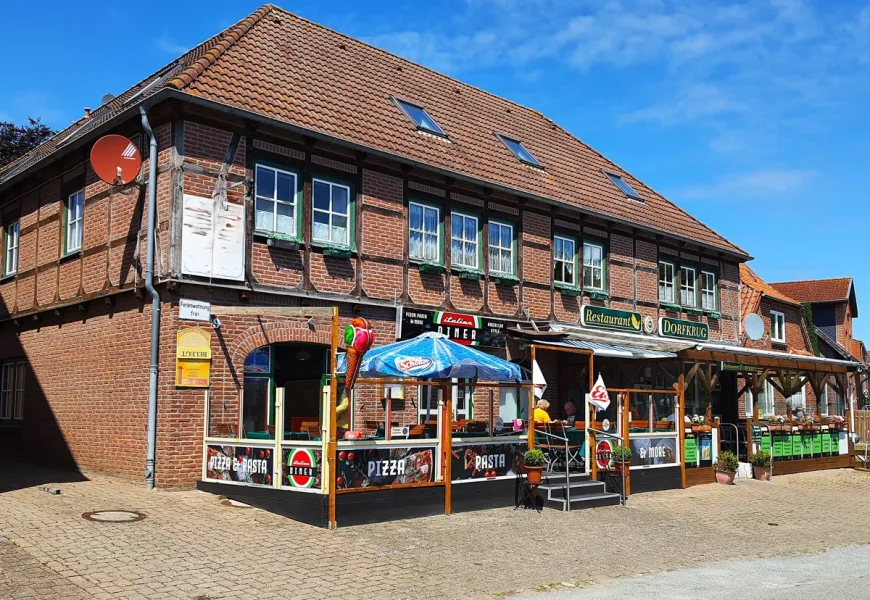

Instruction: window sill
[584,289,608,300]
[0,273,16,283]
[705,310,721,319]
[413,261,445,274]
[254,230,300,244]
[556,284,581,297]
[685,308,704,317]
[452,267,481,280]
[661,302,681,312]
[320,245,353,259]
[771,339,787,347]
[490,273,519,286]
[59,250,81,263]
[0,421,23,432]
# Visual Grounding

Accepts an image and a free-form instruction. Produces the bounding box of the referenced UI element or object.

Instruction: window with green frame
[3,221,19,278]
[451,211,480,271]
[553,234,578,286]
[488,219,515,276]
[680,266,697,307]
[408,200,442,264]
[64,189,84,256]
[254,163,302,240]
[700,270,717,311]
[312,176,355,249]
[583,240,605,291]
[243,346,273,437]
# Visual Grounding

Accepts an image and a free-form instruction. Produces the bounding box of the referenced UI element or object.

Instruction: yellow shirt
[336,394,350,430]
[533,408,551,424]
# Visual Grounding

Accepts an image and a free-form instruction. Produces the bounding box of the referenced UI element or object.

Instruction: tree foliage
[0,118,55,168]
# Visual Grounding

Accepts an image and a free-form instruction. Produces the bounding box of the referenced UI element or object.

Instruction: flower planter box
[691,425,712,433]
[715,470,736,485]
[753,466,771,481]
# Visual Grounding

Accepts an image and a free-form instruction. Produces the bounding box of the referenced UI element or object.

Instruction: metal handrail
[586,428,626,507]
[718,422,743,480]
[531,426,572,511]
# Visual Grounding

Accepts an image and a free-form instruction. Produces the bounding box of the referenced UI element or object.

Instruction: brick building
[0,5,860,496]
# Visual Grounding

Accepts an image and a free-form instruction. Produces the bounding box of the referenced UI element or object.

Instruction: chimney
[83,107,92,120]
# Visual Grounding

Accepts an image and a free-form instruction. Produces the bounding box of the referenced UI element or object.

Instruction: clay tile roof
[2,4,748,258]
[740,264,801,307]
[769,278,853,304]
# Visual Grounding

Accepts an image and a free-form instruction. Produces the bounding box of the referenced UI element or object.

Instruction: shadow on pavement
[0,458,88,494]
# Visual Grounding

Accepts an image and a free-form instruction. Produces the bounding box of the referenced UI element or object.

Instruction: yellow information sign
[176,327,212,387]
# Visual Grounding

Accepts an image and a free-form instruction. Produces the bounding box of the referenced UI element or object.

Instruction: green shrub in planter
[715,450,739,473]
[524,449,546,467]
[749,450,771,468]
[611,445,631,463]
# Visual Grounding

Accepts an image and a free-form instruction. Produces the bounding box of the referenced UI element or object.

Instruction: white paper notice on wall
[181,194,245,281]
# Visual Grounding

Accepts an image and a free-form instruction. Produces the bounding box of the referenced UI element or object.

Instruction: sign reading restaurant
[659,317,709,342]
[581,306,642,333]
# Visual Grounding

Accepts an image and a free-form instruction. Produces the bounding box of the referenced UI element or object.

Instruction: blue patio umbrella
[336,332,521,382]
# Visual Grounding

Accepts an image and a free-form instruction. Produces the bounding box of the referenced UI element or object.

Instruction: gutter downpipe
[140,106,161,490]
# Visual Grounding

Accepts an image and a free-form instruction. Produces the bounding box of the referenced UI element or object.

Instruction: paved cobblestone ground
[1,461,869,599]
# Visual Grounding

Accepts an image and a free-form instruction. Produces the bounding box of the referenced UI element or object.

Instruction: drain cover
[82,510,146,523]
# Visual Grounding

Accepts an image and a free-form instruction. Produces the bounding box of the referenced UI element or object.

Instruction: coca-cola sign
[400,309,518,347]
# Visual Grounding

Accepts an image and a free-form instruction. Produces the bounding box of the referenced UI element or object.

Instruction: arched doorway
[242,343,331,438]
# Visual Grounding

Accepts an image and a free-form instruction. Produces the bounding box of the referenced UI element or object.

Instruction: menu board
[812,431,822,455]
[822,430,832,454]
[451,441,526,481]
[205,444,274,487]
[629,436,678,467]
[698,434,713,466]
[334,445,435,490]
[684,432,698,466]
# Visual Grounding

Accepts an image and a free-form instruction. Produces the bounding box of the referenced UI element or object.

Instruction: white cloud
[619,84,747,126]
[155,37,189,55]
[674,169,818,201]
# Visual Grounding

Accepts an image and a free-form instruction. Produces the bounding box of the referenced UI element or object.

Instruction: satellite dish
[90,134,142,185]
[745,313,764,341]
[100,93,115,106]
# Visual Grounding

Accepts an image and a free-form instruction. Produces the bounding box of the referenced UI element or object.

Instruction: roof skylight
[496,134,542,168]
[393,98,446,137]
[605,172,642,200]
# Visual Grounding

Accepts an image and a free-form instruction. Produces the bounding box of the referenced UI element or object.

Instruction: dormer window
[393,98,446,137]
[605,172,642,201]
[495,134,542,168]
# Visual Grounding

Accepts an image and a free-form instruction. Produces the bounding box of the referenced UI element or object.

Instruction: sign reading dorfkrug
[581,305,642,333]
[658,317,709,341]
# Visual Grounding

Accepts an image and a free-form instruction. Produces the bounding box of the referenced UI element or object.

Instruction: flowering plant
[766,415,786,424]
[828,415,846,425]
[690,414,710,425]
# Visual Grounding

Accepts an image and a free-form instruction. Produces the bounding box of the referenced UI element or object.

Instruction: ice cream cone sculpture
[343,317,374,391]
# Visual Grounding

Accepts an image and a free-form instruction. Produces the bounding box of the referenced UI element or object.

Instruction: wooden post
[622,391,631,496]
[327,307,339,529]
[678,359,686,488]
[529,345,536,449]
[443,382,453,515]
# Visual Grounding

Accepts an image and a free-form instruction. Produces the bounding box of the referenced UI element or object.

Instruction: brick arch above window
[230,319,334,372]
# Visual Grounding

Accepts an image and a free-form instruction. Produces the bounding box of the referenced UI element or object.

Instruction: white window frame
[553,235,577,286]
[65,189,84,254]
[701,271,717,311]
[787,384,806,411]
[770,310,786,343]
[450,211,479,270]
[417,380,471,424]
[254,164,298,238]
[1,360,25,420]
[760,381,775,417]
[408,201,441,263]
[680,266,697,307]
[4,221,19,277]
[312,178,352,247]
[488,220,514,275]
[658,261,675,304]
[582,241,604,291]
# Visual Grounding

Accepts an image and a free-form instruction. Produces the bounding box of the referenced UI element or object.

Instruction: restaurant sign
[720,361,762,373]
[629,437,678,467]
[400,309,515,347]
[334,445,434,489]
[451,441,526,481]
[205,444,273,487]
[281,447,322,490]
[581,306,642,333]
[658,317,709,342]
[176,327,212,387]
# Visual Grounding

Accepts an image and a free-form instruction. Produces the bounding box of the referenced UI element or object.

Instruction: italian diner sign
[581,305,642,333]
[400,309,515,347]
[658,317,709,341]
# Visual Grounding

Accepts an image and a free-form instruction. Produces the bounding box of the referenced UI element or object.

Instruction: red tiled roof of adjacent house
[0,5,748,258]
[740,264,801,311]
[769,278,853,304]
[740,264,814,355]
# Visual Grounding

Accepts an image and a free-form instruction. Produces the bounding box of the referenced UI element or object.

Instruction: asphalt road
[517,544,870,600]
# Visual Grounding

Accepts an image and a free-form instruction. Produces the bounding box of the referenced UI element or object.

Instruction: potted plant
[523,449,546,484]
[827,415,846,430]
[690,414,712,432]
[766,415,789,432]
[749,450,771,481]
[714,450,739,485]
[610,445,631,474]
[798,415,820,431]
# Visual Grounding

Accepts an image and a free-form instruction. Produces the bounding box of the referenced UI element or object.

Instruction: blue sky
[1,0,867,343]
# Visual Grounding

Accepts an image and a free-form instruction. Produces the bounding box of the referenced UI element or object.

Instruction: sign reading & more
[581,306,642,333]
[658,317,709,341]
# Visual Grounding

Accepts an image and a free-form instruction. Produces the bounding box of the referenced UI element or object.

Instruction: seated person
[533,399,552,424]
[562,401,579,426]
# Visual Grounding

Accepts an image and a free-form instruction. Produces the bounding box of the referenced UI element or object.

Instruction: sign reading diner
[659,317,709,341]
[581,305,642,333]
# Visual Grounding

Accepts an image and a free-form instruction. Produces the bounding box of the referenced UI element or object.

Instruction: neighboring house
[739,264,819,417]
[0,6,749,486]
[770,277,863,416]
